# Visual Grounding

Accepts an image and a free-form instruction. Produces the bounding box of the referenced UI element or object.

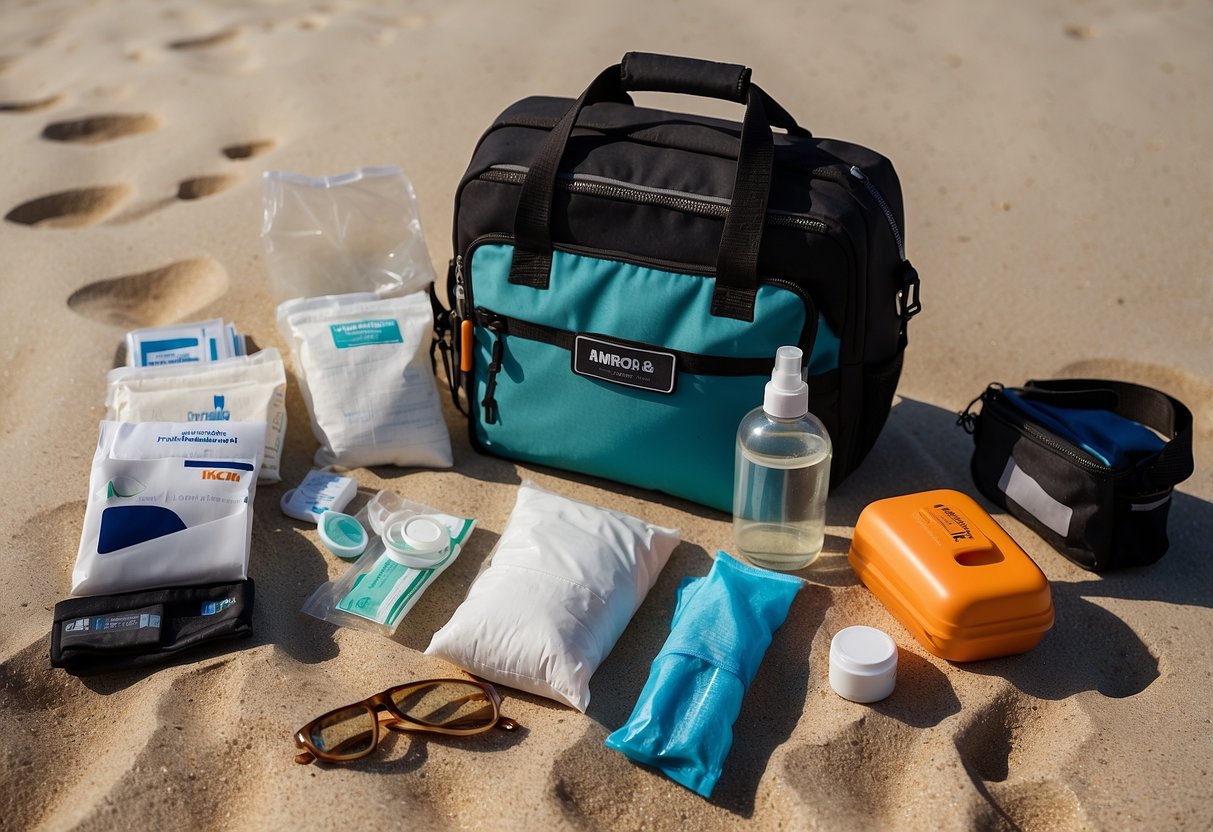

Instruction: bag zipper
[461,232,819,352]
[474,307,788,424]
[959,385,1115,475]
[477,165,830,233]
[848,166,904,261]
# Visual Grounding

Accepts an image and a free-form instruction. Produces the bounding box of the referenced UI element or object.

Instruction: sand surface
[2,0,1211,829]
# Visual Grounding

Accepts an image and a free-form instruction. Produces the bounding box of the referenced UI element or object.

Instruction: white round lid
[382,513,451,567]
[829,625,898,703]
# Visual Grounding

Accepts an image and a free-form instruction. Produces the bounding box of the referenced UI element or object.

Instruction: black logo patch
[572,335,677,394]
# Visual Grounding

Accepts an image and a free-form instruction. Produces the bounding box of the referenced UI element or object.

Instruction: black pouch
[959,379,1193,572]
[51,580,255,675]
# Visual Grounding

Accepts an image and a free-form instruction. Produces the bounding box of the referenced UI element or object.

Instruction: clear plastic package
[301,490,475,637]
[261,166,436,303]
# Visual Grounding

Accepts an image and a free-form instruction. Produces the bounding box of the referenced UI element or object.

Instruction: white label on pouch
[998,457,1073,537]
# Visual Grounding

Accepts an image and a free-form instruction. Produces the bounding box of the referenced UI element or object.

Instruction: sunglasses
[294,678,518,765]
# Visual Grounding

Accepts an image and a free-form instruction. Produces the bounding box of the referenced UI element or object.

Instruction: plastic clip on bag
[301,490,476,637]
[605,552,803,798]
[277,292,453,469]
[106,348,288,482]
[426,482,680,712]
[960,379,1194,571]
[72,421,264,597]
[261,166,436,303]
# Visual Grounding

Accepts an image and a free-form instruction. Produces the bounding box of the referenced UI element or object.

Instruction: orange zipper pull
[460,319,474,373]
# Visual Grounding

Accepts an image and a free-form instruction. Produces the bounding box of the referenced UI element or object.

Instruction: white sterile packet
[301,490,476,637]
[261,166,436,303]
[277,292,452,469]
[105,349,287,482]
[426,481,681,712]
[72,421,264,597]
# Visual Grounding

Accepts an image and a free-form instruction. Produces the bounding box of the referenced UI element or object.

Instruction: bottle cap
[829,625,898,703]
[763,346,808,419]
[317,511,369,561]
[382,513,452,569]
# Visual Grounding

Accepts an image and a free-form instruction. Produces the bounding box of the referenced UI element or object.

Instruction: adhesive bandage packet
[277,291,452,469]
[105,348,287,482]
[71,421,264,597]
[125,318,246,368]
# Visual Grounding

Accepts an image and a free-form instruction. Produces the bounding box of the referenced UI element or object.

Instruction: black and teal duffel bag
[435,52,921,512]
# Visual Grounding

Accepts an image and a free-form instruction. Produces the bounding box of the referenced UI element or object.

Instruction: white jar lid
[382,513,452,568]
[829,625,898,703]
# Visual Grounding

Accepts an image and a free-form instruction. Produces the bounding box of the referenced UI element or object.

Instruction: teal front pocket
[465,242,837,512]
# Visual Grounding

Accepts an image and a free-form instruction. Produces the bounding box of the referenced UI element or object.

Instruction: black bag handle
[1023,378,1194,490]
[509,53,807,321]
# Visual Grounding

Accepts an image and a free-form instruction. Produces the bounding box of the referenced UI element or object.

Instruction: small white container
[382,513,452,569]
[829,625,898,703]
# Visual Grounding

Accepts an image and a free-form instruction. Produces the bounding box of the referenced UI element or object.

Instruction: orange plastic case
[848,489,1053,662]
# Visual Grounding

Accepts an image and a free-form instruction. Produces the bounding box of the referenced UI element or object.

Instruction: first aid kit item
[437,52,920,511]
[72,421,264,597]
[426,482,680,712]
[51,579,255,675]
[605,552,802,798]
[734,345,832,570]
[848,489,1054,662]
[262,166,436,303]
[829,626,897,703]
[106,348,288,482]
[318,511,369,561]
[125,318,244,367]
[381,514,452,569]
[279,469,358,523]
[278,292,453,470]
[301,492,475,637]
[960,379,1194,572]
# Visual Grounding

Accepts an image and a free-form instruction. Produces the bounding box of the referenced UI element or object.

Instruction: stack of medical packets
[125,318,247,367]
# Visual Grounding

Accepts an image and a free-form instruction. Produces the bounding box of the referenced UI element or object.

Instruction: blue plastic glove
[604,551,803,797]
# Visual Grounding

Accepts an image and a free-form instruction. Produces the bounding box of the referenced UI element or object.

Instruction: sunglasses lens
[390,681,497,731]
[308,704,376,759]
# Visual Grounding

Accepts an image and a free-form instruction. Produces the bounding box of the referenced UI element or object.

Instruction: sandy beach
[1,0,1210,829]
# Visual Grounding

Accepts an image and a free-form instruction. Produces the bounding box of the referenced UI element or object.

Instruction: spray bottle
[733,345,832,570]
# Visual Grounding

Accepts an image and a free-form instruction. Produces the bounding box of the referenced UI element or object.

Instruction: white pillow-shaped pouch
[276,291,452,470]
[426,481,680,711]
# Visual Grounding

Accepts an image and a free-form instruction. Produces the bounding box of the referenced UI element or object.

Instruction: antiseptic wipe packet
[105,348,287,482]
[277,292,452,469]
[72,421,264,597]
[301,490,475,637]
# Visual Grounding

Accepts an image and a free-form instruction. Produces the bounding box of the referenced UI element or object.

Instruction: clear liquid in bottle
[732,346,832,571]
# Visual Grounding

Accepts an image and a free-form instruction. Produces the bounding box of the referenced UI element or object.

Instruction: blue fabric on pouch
[604,552,803,797]
[1000,390,1165,468]
[469,243,839,511]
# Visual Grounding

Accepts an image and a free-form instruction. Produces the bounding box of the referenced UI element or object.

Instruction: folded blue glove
[604,551,803,797]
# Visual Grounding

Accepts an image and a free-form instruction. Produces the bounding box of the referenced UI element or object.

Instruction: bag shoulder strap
[1023,378,1194,490]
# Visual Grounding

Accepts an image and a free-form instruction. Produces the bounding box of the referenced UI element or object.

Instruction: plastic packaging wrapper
[301,490,475,638]
[262,166,436,303]
[605,551,803,797]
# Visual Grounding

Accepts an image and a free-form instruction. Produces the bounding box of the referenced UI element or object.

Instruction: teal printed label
[329,319,403,349]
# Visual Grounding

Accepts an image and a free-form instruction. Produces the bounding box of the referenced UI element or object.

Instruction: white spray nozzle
[764,346,808,418]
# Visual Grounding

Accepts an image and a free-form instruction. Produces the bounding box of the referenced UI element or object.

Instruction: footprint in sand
[221,139,275,160]
[0,94,63,113]
[167,28,240,51]
[5,185,130,228]
[953,693,1092,830]
[165,26,260,74]
[67,257,229,328]
[42,113,158,144]
[176,174,238,201]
